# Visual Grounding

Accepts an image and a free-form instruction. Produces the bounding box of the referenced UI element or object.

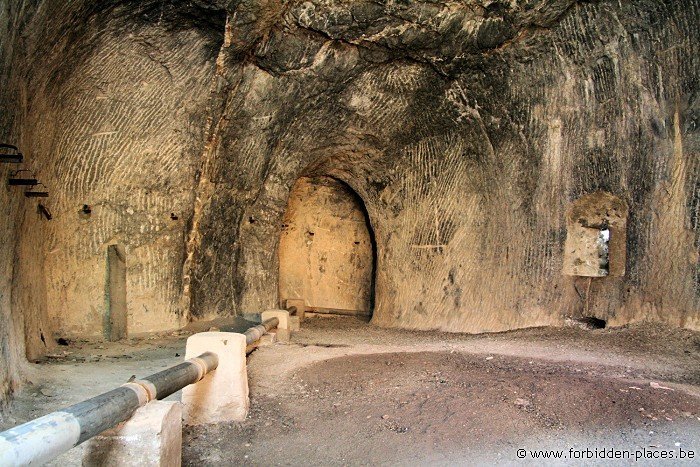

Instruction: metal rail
[305,307,371,318]
[244,317,279,346]
[0,352,218,466]
[0,314,283,465]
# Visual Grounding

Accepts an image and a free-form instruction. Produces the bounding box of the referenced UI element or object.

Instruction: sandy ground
[2,316,700,465]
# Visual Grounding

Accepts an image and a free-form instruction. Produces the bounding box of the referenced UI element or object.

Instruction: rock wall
[13,1,225,341]
[1,0,699,405]
[0,0,225,402]
[0,0,27,404]
[190,0,700,332]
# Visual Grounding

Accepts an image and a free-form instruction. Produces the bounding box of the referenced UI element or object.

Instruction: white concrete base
[182,332,248,425]
[261,309,290,329]
[82,401,181,467]
[262,310,291,343]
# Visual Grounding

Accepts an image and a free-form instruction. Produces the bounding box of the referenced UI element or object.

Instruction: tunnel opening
[567,316,607,330]
[279,176,376,320]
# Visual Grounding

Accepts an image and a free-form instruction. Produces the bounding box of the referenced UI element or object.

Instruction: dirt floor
[2,316,700,465]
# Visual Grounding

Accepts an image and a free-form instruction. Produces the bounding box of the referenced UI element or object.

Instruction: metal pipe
[244,317,279,346]
[0,352,218,466]
[306,308,371,317]
[286,306,297,316]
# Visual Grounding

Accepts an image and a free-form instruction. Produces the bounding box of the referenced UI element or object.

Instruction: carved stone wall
[1,0,698,403]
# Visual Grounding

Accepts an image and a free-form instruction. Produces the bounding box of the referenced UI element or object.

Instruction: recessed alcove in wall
[106,244,127,341]
[563,192,627,277]
[279,176,375,318]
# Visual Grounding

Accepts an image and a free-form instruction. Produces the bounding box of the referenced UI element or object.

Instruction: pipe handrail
[244,317,279,346]
[0,352,218,466]
[0,314,284,466]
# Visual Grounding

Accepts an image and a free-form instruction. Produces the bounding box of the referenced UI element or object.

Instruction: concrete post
[82,401,181,467]
[289,316,301,331]
[285,298,306,321]
[181,332,248,424]
[261,309,291,343]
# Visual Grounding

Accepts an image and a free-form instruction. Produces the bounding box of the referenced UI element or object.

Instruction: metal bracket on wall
[0,143,23,163]
[8,169,38,186]
[25,182,49,198]
[38,203,52,220]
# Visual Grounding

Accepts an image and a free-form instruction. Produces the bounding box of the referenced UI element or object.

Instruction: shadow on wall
[105,244,127,342]
[278,176,376,319]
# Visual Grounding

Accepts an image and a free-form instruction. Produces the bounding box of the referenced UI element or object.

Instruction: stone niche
[563,192,628,278]
[278,176,374,316]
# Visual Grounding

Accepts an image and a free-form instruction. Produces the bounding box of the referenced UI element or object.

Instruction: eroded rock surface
[0,0,698,401]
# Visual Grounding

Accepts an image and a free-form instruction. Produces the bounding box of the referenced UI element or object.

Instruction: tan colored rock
[261,309,290,330]
[258,333,276,346]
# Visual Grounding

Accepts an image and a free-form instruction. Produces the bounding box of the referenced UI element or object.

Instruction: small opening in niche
[596,221,610,274]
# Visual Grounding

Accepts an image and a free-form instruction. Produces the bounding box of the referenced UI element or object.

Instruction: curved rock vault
[1,0,698,402]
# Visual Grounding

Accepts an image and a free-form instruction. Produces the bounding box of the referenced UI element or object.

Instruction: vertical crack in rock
[183,14,236,321]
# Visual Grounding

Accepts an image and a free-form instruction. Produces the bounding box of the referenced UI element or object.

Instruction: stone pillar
[261,309,291,343]
[289,315,301,331]
[285,298,306,321]
[181,332,248,424]
[82,401,181,467]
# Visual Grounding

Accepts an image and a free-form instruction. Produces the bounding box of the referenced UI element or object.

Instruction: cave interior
[0,0,699,464]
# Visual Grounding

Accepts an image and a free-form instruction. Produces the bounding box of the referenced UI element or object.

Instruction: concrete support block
[182,332,248,424]
[276,328,291,343]
[289,316,301,331]
[83,401,181,467]
[261,310,291,343]
[285,299,306,321]
[261,309,290,330]
[258,333,276,346]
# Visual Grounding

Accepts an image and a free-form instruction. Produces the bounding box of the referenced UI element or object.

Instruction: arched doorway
[279,176,375,318]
